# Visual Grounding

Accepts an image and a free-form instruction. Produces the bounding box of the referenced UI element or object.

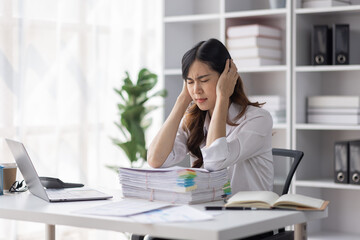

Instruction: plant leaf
[139,89,168,105]
[111,68,167,168]
[129,121,145,146]
[137,69,157,85]
[144,105,158,116]
[114,88,127,102]
[124,72,133,86]
[115,141,138,163]
[141,118,152,130]
[137,144,147,161]
[122,105,145,120]
[114,122,129,140]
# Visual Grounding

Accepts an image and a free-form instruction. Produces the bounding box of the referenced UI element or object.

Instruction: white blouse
[160,103,274,195]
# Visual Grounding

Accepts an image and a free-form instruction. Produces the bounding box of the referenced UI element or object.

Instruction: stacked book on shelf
[226,24,282,67]
[119,166,231,204]
[302,0,351,8]
[307,95,360,125]
[249,95,286,124]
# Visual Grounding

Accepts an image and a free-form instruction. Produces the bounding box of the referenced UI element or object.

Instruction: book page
[225,191,279,208]
[274,194,325,210]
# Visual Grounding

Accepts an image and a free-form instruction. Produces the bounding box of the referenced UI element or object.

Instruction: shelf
[309,231,360,240]
[273,123,287,129]
[224,8,287,19]
[295,5,360,15]
[295,65,360,72]
[296,179,360,190]
[164,14,220,23]
[238,65,287,73]
[295,124,360,131]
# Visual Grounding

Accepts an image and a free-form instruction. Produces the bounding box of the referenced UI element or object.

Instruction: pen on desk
[205,206,254,211]
[204,206,224,210]
[205,206,290,211]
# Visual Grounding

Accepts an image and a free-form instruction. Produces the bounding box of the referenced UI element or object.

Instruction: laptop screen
[6,139,50,201]
[6,138,112,202]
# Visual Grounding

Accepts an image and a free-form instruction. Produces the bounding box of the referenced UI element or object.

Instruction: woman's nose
[194,82,202,93]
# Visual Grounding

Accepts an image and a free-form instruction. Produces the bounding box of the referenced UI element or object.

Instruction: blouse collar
[203,102,241,136]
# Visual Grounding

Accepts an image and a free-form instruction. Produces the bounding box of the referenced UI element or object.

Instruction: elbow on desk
[148,160,162,168]
[147,154,164,168]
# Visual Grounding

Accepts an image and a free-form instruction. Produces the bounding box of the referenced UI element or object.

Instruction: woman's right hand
[148,80,192,168]
[178,80,192,105]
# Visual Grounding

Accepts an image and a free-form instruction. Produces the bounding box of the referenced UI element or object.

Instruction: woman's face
[186,60,220,116]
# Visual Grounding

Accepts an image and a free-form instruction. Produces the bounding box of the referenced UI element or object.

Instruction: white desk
[0,191,327,240]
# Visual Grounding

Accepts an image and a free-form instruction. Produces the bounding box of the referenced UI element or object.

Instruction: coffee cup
[0,163,17,191]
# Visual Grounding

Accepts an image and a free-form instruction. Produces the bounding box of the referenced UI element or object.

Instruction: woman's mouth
[196,98,207,103]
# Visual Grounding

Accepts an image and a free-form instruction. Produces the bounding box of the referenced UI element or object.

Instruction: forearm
[206,96,229,147]
[147,96,189,168]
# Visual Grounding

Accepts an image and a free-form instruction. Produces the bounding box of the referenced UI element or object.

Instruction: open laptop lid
[5,139,112,202]
[5,139,50,201]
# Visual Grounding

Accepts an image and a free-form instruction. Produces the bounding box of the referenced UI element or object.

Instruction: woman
[148,38,274,194]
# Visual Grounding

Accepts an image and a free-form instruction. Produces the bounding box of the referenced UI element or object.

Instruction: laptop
[6,138,113,202]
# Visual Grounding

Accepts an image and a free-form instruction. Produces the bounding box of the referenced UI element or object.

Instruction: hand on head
[179,80,193,105]
[216,59,238,99]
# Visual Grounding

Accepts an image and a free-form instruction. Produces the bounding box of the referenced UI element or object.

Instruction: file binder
[334,141,349,184]
[333,24,349,65]
[350,140,360,185]
[311,25,332,65]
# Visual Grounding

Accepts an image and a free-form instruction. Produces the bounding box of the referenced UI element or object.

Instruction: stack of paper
[226,24,282,67]
[249,95,286,123]
[119,166,231,204]
[307,95,360,125]
[302,0,351,8]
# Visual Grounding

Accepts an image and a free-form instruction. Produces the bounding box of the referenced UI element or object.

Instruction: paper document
[130,205,214,223]
[75,198,171,217]
[119,166,231,204]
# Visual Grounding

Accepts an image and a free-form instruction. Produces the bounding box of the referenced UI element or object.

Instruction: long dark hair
[181,38,263,168]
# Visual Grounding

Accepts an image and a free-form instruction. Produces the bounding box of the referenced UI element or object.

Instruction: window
[0,0,161,239]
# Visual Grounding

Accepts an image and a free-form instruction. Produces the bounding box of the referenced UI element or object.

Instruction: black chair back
[272,148,304,196]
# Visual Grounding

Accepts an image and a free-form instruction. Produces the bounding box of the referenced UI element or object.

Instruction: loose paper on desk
[75,198,171,217]
[130,205,214,223]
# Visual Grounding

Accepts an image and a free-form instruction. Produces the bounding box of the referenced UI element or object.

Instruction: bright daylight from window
[0,0,161,239]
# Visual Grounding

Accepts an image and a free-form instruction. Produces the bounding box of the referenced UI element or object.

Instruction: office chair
[244,148,304,240]
[272,148,304,196]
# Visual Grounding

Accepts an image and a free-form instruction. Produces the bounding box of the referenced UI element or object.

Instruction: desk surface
[0,190,327,240]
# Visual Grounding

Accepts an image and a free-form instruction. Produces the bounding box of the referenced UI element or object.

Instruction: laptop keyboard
[46,189,106,199]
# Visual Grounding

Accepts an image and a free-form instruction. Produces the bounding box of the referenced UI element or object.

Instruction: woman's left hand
[216,59,238,99]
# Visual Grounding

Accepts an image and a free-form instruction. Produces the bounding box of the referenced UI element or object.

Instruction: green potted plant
[108,68,167,169]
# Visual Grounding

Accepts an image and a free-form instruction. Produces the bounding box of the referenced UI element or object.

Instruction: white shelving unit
[293,0,360,238]
[163,0,360,238]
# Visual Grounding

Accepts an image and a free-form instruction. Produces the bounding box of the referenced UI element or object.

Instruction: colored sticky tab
[177,169,197,179]
[222,181,232,195]
[176,178,195,187]
[175,169,198,191]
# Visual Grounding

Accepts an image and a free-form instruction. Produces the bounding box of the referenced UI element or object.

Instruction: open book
[225,191,329,211]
